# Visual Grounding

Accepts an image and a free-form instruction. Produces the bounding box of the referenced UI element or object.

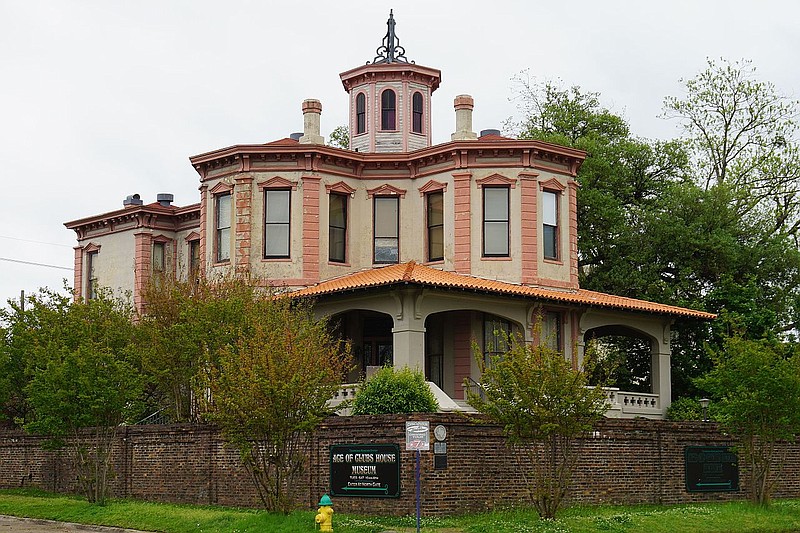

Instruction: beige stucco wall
[79,230,137,299]
[204,163,575,289]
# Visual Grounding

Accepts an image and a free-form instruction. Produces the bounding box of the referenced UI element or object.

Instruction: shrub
[666,396,719,421]
[351,367,438,415]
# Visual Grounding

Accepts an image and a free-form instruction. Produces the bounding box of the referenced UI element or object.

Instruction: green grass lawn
[2,489,800,532]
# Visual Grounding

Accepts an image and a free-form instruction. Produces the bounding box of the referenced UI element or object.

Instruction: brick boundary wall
[2,414,799,516]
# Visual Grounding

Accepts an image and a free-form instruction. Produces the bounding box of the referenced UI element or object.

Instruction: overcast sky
[1,0,798,308]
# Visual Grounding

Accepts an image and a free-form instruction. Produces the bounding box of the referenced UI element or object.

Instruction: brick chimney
[451,94,477,141]
[299,99,324,145]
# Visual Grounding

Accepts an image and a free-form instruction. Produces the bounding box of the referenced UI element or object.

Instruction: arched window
[412,92,423,133]
[356,93,366,134]
[381,89,396,130]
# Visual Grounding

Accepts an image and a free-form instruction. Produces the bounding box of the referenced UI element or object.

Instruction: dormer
[340,11,441,153]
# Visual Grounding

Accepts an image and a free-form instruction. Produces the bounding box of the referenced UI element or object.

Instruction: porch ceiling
[289,262,716,320]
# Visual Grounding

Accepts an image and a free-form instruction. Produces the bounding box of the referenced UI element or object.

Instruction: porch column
[390,288,426,371]
[651,349,672,417]
[392,326,426,371]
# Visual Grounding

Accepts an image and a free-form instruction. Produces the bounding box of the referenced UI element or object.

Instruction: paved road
[0,516,152,533]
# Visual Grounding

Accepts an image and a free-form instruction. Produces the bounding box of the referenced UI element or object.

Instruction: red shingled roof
[478,133,514,141]
[264,137,299,146]
[290,261,716,319]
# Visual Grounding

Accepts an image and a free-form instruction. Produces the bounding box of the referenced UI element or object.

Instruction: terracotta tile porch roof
[289,261,716,320]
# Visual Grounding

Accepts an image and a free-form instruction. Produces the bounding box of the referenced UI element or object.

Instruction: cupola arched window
[356,93,366,134]
[381,89,396,130]
[412,92,423,133]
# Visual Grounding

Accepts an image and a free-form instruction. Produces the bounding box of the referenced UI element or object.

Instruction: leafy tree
[139,276,262,422]
[511,78,706,393]
[469,335,607,519]
[662,58,800,338]
[696,337,800,506]
[199,291,351,513]
[20,288,142,505]
[663,59,799,207]
[351,366,438,415]
[511,71,800,399]
[327,125,350,150]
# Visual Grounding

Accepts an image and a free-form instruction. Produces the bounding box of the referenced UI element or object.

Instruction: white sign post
[405,421,429,533]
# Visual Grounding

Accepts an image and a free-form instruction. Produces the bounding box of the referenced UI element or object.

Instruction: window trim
[542,189,560,261]
[373,195,400,264]
[483,313,511,365]
[328,192,348,263]
[381,89,397,131]
[412,91,424,134]
[188,239,200,280]
[540,310,563,353]
[426,190,444,262]
[152,241,166,273]
[263,188,291,259]
[214,192,232,263]
[355,92,366,135]
[86,249,99,300]
[482,186,510,257]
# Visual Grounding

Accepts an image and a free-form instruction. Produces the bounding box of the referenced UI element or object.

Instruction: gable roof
[290,261,716,320]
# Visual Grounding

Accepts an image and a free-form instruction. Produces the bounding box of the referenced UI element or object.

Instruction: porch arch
[583,324,656,393]
[579,309,673,417]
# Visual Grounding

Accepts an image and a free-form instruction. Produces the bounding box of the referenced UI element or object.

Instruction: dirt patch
[0,516,152,533]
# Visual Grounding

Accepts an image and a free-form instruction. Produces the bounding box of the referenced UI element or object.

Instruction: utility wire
[0,257,72,271]
[0,235,73,248]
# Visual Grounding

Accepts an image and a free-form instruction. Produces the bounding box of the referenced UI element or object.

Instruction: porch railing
[328,383,359,411]
[329,382,662,418]
[602,387,660,417]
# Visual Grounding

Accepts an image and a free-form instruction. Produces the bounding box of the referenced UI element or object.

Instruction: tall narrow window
[541,311,562,352]
[152,241,166,288]
[329,193,347,263]
[356,93,366,134]
[87,251,98,300]
[215,193,231,263]
[543,191,558,260]
[374,196,399,263]
[483,187,509,256]
[152,242,165,273]
[412,92,423,133]
[381,89,396,130]
[484,314,511,364]
[426,191,444,262]
[264,189,290,258]
[189,239,200,280]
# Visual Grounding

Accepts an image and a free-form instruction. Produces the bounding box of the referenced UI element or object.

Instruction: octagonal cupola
[340,11,441,153]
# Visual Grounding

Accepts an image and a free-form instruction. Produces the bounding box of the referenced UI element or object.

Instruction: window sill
[328,261,351,267]
[262,257,292,262]
[481,256,512,261]
[212,260,230,267]
[543,258,563,265]
[424,259,445,266]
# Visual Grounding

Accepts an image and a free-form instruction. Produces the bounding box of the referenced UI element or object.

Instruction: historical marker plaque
[330,444,401,498]
[684,446,739,492]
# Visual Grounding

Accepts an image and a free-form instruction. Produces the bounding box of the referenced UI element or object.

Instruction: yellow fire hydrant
[315,494,334,531]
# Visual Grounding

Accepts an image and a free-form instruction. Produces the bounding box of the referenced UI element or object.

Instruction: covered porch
[291,262,715,420]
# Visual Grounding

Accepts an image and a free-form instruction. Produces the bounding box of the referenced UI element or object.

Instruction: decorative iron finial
[369,10,413,65]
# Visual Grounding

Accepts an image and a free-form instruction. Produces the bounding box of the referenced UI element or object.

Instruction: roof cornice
[64,203,200,238]
[339,62,442,93]
[189,138,586,181]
